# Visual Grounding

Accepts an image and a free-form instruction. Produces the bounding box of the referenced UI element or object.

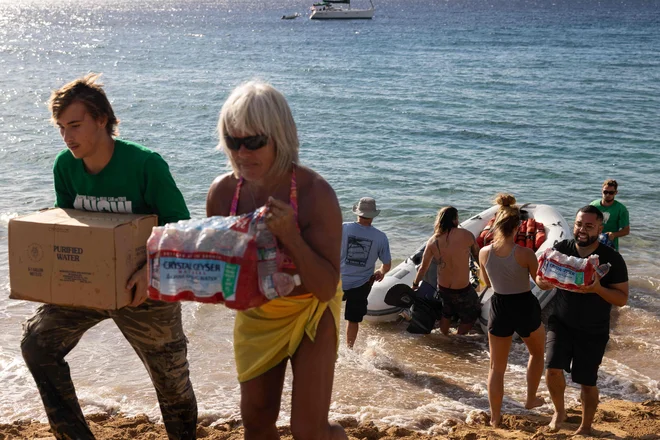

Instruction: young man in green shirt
[590,179,630,251]
[20,74,197,440]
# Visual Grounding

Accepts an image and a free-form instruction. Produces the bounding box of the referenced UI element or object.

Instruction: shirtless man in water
[412,206,481,335]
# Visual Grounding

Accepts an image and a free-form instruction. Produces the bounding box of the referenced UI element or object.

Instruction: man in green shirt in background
[20,73,197,440]
[590,179,630,251]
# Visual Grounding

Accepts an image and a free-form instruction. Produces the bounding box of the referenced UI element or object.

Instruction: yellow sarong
[234,291,342,383]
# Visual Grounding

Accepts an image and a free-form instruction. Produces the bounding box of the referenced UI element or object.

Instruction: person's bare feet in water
[548,410,567,432]
[525,395,545,410]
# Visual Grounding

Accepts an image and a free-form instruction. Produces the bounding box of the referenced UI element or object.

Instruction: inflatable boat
[364,203,573,333]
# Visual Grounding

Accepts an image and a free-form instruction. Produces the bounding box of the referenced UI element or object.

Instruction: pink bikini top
[229,166,299,270]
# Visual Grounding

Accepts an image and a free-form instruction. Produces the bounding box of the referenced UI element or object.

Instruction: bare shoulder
[296,165,338,204]
[517,245,537,261]
[206,171,237,216]
[460,228,477,241]
[518,245,536,257]
[479,244,493,264]
[425,236,440,257]
[295,165,340,226]
[209,171,235,189]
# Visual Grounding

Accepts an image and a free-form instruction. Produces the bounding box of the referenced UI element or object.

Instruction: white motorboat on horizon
[310,0,374,20]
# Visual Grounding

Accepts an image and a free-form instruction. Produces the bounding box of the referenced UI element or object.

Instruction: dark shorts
[488,291,542,338]
[436,284,480,323]
[545,316,609,386]
[343,281,372,323]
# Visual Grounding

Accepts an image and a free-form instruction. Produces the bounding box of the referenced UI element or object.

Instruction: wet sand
[1,398,657,439]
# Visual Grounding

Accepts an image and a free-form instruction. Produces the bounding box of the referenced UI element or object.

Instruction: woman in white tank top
[478,194,545,428]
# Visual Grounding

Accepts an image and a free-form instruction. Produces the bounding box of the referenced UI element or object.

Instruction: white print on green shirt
[73,195,133,213]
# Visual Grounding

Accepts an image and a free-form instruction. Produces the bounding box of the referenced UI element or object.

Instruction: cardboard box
[9,208,158,309]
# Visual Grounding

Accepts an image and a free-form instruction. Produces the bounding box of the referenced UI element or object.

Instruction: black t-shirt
[550,239,628,334]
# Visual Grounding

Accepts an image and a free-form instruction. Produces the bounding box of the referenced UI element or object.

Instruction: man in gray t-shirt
[340,197,392,348]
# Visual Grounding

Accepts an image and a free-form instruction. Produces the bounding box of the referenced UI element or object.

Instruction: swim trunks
[545,316,609,386]
[435,284,480,323]
[342,280,372,323]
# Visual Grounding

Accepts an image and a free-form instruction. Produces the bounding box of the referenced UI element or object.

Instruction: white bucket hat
[352,197,380,218]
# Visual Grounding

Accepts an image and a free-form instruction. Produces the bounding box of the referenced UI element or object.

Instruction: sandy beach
[1,1,659,438]
[1,399,657,440]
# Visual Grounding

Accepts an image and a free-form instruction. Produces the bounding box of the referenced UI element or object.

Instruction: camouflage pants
[21,299,197,440]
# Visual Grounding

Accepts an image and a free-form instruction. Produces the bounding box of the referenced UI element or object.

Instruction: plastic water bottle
[254,221,281,299]
[147,227,163,255]
[193,217,248,257]
[595,263,611,278]
[147,227,163,289]
[598,233,613,248]
[181,223,201,253]
[196,226,230,254]
[254,219,302,299]
[260,271,301,299]
[159,226,184,251]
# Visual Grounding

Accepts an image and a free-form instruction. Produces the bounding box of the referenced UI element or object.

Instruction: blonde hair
[49,73,119,136]
[217,80,299,179]
[492,193,520,245]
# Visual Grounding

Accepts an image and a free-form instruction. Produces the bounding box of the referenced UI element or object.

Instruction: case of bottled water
[537,248,599,291]
[147,207,300,309]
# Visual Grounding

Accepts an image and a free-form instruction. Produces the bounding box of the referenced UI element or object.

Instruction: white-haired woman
[479,194,545,427]
[206,80,346,440]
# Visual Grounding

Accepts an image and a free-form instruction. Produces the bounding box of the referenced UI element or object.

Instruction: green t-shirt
[590,199,629,250]
[53,139,190,225]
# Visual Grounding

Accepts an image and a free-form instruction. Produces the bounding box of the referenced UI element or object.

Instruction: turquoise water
[0,0,658,429]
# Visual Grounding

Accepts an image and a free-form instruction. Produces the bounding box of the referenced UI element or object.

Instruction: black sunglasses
[603,190,616,195]
[224,134,269,151]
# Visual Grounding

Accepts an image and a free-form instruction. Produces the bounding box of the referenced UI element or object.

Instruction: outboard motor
[407,281,443,334]
[403,246,444,334]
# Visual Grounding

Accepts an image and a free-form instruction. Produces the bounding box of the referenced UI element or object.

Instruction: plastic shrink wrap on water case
[147,207,300,310]
[537,248,610,291]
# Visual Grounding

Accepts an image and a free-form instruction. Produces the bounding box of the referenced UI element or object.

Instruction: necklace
[245,179,285,211]
[246,186,258,211]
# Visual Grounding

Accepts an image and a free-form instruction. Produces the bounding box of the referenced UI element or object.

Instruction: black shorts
[342,281,372,323]
[546,316,609,386]
[436,285,480,324]
[488,291,541,338]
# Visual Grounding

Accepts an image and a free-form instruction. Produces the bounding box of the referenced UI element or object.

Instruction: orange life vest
[515,220,527,247]
[479,217,547,250]
[477,218,495,248]
[525,218,536,249]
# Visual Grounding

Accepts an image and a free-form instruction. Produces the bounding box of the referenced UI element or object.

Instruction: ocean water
[0,0,659,431]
